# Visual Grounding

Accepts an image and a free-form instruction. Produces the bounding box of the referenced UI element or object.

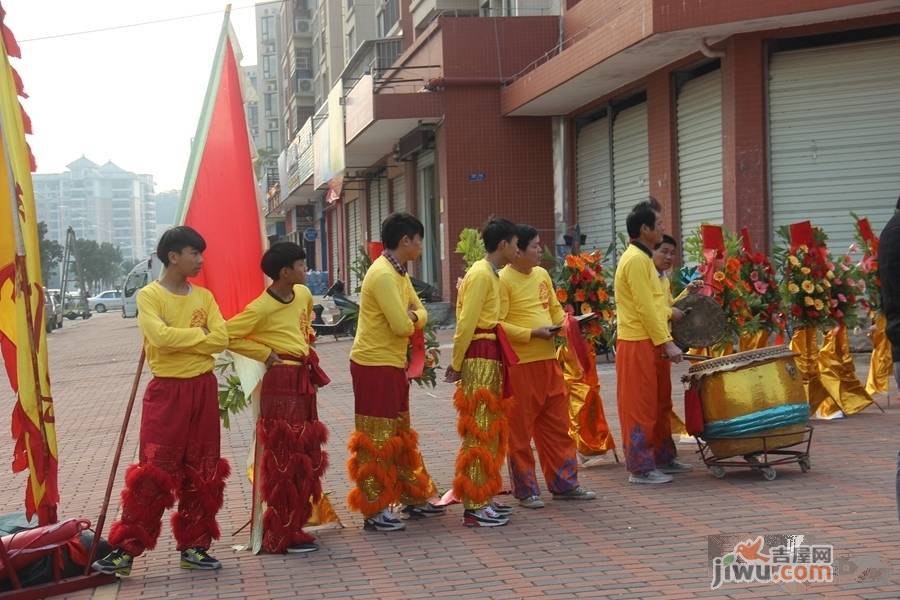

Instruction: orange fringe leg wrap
[451,387,513,509]
[346,431,404,517]
[396,427,437,505]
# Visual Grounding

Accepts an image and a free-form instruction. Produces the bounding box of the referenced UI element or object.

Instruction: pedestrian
[500,224,597,508]
[346,212,444,532]
[613,202,685,484]
[226,242,330,554]
[93,226,230,576]
[446,218,519,527]
[876,195,900,521]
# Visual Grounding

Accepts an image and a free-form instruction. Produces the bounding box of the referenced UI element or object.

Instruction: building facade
[267,1,900,303]
[34,156,157,262]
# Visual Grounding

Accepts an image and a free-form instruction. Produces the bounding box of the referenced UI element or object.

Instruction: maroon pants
[255,362,328,553]
[108,371,229,556]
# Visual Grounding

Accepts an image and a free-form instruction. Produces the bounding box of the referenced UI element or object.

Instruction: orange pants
[507,359,579,499]
[616,340,676,475]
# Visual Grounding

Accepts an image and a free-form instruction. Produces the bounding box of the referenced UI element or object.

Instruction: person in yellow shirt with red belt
[614,203,689,485]
[445,218,519,527]
[227,242,331,554]
[94,227,229,576]
[652,235,702,456]
[347,213,443,532]
[500,225,597,509]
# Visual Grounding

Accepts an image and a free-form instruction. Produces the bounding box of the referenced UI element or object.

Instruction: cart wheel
[799,458,811,473]
[709,466,726,479]
[762,467,777,481]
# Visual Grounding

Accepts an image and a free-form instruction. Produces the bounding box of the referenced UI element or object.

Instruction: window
[296,47,313,78]
[377,0,399,38]
[346,28,356,59]
[263,54,276,79]
[261,16,274,41]
[264,93,275,116]
[265,131,276,151]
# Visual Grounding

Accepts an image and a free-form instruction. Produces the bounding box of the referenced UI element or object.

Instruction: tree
[72,239,124,292]
[37,221,63,285]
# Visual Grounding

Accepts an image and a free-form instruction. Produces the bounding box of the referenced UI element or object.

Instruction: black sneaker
[363,510,407,532]
[286,542,319,554]
[401,502,446,519]
[463,507,509,528]
[180,547,222,570]
[490,501,513,515]
[92,548,133,576]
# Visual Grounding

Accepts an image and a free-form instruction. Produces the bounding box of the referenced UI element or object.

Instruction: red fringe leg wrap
[108,463,176,556]
[170,458,230,552]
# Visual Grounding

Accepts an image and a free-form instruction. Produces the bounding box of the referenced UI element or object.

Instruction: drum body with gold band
[686,346,809,459]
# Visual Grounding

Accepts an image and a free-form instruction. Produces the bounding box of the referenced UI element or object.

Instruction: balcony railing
[342,38,404,87]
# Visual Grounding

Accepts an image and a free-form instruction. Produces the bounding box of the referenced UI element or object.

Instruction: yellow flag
[0,8,58,525]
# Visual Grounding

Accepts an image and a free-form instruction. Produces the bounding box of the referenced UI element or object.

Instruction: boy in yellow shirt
[94,226,229,576]
[500,225,597,508]
[614,203,684,485]
[446,218,519,527]
[227,242,331,554]
[347,213,442,531]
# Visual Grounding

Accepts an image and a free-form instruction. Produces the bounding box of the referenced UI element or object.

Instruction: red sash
[473,326,519,397]
[276,349,331,394]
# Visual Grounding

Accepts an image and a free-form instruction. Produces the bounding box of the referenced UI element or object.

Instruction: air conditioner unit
[295,19,310,33]
[267,82,277,92]
[299,80,313,93]
[395,127,435,162]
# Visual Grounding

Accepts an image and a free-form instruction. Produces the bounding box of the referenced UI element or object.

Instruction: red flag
[177,10,265,318]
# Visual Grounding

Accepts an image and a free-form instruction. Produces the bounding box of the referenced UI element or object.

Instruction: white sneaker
[518,495,545,509]
[628,469,674,484]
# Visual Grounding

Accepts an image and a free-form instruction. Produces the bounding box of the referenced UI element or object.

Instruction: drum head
[671,294,726,349]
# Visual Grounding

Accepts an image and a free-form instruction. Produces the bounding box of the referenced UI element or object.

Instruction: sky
[7,0,260,191]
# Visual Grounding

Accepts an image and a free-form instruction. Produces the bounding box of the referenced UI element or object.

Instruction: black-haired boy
[226,242,331,554]
[94,226,230,576]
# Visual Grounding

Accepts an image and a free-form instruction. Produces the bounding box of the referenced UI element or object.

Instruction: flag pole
[84,349,146,575]
[0,117,55,524]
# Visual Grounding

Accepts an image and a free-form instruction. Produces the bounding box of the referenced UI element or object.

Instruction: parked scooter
[312,280,358,340]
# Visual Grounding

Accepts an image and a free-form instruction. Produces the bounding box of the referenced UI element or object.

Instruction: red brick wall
[646,71,679,240]
[439,86,554,300]
[722,34,768,253]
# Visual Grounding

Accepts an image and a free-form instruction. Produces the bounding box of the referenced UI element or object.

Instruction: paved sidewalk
[1,313,898,599]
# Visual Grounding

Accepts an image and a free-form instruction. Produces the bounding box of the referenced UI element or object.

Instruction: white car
[88,290,123,313]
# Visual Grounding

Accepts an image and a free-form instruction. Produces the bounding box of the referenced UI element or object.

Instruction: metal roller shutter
[769,37,900,252]
[612,103,649,246]
[576,117,613,253]
[392,175,406,212]
[346,199,361,291]
[677,69,723,248]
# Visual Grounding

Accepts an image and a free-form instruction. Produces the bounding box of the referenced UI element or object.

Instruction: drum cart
[696,426,813,481]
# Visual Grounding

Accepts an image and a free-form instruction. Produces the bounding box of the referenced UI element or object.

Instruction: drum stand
[695,426,814,481]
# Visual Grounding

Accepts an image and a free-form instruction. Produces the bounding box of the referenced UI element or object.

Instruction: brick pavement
[1,313,898,599]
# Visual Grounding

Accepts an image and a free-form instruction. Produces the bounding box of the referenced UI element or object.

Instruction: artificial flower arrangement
[554,250,616,346]
[851,213,881,313]
[827,251,868,329]
[738,243,784,336]
[776,226,834,330]
[684,227,754,342]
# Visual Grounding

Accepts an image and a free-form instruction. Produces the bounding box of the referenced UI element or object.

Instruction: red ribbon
[740,227,754,255]
[495,325,520,398]
[684,382,704,436]
[564,314,592,375]
[406,329,426,380]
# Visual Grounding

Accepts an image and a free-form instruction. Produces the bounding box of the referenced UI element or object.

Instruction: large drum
[686,346,809,459]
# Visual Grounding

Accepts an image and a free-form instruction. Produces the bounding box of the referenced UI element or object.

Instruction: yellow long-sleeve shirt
[136,281,228,378]
[350,256,427,369]
[499,265,566,364]
[452,258,501,371]
[226,285,314,363]
[613,243,672,346]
